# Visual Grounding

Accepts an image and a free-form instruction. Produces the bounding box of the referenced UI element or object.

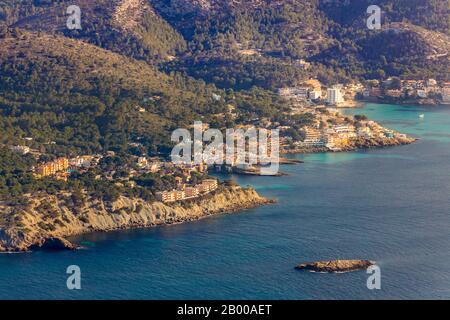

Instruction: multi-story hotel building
[156,191,177,203]
[184,187,200,198]
[327,86,345,105]
[156,179,219,203]
[197,179,218,193]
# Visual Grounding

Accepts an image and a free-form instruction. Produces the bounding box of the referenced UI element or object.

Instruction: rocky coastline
[282,135,417,154]
[0,186,273,252]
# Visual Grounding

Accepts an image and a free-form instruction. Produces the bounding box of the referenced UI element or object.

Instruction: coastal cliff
[0,186,272,252]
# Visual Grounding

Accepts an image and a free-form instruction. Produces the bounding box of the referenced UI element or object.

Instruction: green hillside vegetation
[1,0,187,62]
[0,28,223,155]
[150,0,450,88]
[0,28,288,154]
[312,23,450,81]
[320,0,449,34]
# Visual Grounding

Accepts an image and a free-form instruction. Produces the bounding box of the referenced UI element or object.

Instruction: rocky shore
[295,260,375,273]
[0,186,273,252]
[351,136,417,149]
[282,135,417,154]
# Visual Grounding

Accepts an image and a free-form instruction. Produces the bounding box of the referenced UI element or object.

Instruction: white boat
[419,114,425,119]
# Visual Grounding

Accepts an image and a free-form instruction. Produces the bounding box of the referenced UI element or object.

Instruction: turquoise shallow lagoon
[1,103,450,299]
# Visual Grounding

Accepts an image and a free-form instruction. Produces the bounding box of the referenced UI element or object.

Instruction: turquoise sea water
[1,103,450,299]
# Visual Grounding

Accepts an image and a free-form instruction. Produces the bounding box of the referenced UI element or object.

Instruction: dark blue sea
[1,103,450,299]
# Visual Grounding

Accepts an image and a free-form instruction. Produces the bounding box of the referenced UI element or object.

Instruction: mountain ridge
[1,0,448,87]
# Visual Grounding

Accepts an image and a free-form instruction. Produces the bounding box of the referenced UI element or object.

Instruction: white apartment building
[301,128,325,147]
[309,90,321,100]
[327,86,345,105]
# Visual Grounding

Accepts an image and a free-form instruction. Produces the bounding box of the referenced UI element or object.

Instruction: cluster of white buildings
[278,81,351,106]
[298,124,356,149]
[136,157,208,176]
[10,145,31,155]
[278,86,321,101]
[69,155,101,169]
[280,77,450,107]
[403,79,450,103]
[294,115,402,151]
[363,78,450,103]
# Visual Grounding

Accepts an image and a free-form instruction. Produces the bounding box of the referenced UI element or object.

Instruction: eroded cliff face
[0,187,271,252]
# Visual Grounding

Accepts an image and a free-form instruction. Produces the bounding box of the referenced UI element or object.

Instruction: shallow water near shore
[1,103,450,299]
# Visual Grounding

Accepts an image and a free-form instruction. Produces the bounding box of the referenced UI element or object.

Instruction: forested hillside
[1,0,448,89]
[0,28,223,155]
[1,0,187,62]
[0,25,289,157]
[320,0,449,34]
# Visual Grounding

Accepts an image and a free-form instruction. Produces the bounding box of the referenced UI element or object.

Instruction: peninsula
[0,185,272,252]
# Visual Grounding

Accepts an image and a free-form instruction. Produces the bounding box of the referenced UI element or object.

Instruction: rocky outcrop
[295,260,375,273]
[0,187,272,252]
[30,237,79,251]
[282,136,417,154]
[351,136,417,150]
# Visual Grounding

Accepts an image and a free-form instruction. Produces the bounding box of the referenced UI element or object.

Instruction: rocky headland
[0,186,273,252]
[282,135,417,154]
